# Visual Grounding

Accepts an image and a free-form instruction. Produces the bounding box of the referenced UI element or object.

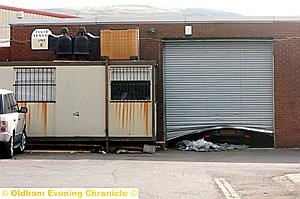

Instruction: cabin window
[14,68,56,102]
[110,67,151,102]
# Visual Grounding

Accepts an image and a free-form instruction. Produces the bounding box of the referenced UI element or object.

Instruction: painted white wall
[55,66,106,137]
[0,67,15,90]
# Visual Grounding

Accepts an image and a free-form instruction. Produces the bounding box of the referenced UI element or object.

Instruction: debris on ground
[143,144,156,154]
[116,149,142,154]
[175,139,248,152]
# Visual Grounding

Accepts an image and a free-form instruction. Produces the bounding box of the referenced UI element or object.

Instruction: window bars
[110,66,151,102]
[14,68,56,102]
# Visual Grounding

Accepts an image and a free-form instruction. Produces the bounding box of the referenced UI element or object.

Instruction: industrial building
[0,5,77,61]
[1,13,300,148]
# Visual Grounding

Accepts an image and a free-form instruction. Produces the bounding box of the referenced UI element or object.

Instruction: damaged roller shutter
[164,40,273,140]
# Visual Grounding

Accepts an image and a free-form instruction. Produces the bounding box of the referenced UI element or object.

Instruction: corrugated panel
[0,9,57,40]
[0,10,12,40]
[164,41,274,140]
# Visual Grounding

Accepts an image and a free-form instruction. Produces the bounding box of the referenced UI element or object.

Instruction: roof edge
[0,4,79,19]
[8,18,276,26]
[8,16,300,25]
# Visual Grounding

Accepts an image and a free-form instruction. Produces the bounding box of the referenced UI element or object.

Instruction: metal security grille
[164,40,274,140]
[110,66,151,101]
[14,68,56,102]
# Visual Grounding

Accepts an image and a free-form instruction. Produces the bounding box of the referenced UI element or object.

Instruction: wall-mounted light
[148,27,156,33]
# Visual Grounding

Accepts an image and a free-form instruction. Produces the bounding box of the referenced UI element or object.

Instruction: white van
[0,89,28,158]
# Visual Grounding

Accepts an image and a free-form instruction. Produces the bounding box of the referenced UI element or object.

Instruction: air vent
[74,27,89,59]
[55,27,72,58]
[56,36,72,55]
[48,26,99,60]
[16,11,24,19]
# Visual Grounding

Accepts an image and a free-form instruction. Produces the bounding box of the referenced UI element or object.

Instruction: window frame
[7,93,19,113]
[110,80,151,102]
[0,94,3,114]
[3,94,12,114]
[14,67,56,103]
[109,66,152,103]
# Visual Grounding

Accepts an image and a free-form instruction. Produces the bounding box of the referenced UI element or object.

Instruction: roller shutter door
[164,40,273,140]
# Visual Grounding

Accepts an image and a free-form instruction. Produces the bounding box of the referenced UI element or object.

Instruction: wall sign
[31,29,52,50]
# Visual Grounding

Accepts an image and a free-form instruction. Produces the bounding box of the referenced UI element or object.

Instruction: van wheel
[5,136,14,159]
[16,131,26,154]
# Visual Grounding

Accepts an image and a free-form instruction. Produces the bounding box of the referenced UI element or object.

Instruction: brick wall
[0,47,10,61]
[273,22,300,147]
[6,21,300,147]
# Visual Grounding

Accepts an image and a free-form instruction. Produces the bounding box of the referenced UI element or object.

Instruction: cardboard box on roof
[100,29,139,60]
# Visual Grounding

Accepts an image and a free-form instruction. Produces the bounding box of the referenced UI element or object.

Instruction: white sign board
[185,26,192,36]
[31,29,52,50]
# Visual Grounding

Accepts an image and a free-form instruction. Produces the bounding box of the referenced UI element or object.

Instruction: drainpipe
[105,58,109,153]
